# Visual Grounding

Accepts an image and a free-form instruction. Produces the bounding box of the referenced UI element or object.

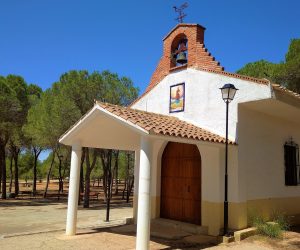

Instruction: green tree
[236,60,280,81]
[7,75,30,196]
[281,39,300,93]
[25,88,81,197]
[23,84,43,195]
[236,39,300,94]
[0,75,25,199]
[55,70,138,207]
[25,69,138,201]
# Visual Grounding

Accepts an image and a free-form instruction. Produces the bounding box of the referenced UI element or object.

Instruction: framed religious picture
[169,82,185,113]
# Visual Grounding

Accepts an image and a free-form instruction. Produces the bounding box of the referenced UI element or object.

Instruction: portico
[59,101,233,249]
[57,22,300,250]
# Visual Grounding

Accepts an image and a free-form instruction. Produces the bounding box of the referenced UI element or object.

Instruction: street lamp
[220,83,238,236]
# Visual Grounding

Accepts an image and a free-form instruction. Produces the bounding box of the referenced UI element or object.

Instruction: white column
[136,136,152,250]
[66,144,82,236]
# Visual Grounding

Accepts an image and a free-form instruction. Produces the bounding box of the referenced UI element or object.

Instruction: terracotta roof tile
[97,102,234,145]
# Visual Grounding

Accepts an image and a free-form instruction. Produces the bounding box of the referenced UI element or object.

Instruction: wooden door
[160,142,201,225]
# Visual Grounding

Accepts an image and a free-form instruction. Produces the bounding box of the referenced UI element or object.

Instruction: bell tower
[146,24,224,92]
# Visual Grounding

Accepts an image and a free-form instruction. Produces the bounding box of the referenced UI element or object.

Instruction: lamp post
[220,83,238,236]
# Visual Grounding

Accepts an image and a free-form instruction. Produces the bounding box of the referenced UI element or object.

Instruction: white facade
[132,68,271,141]
[60,67,300,246]
[60,24,300,249]
[131,67,300,233]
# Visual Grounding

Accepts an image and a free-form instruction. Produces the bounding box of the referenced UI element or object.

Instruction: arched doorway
[160,142,201,225]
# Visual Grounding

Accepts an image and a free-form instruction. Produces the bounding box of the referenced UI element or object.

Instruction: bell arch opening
[170,34,188,68]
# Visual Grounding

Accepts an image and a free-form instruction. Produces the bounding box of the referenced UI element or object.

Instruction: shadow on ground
[77,225,217,250]
[0,197,132,209]
[0,199,65,207]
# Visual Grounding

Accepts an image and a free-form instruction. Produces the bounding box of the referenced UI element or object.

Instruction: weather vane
[173,2,188,23]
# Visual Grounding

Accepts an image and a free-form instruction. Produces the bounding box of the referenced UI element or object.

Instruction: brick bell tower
[146,23,224,92]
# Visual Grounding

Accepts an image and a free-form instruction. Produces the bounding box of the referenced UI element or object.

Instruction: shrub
[256,222,282,238]
[272,212,290,231]
[248,211,290,238]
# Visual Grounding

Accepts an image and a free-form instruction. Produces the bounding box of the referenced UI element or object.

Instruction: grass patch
[256,222,282,238]
[272,212,290,231]
[248,210,290,238]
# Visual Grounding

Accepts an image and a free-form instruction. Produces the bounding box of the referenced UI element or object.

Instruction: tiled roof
[97,102,234,144]
[197,67,269,85]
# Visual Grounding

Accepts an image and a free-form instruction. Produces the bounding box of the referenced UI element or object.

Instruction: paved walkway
[1,199,299,250]
[0,199,218,249]
[0,199,132,236]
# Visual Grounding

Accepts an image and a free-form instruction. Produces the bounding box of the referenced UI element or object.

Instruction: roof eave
[271,84,300,109]
[148,132,236,146]
[59,104,149,146]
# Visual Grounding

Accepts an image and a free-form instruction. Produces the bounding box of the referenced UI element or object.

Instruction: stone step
[151,218,208,235]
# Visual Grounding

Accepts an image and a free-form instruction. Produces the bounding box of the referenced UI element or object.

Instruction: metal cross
[173,2,188,23]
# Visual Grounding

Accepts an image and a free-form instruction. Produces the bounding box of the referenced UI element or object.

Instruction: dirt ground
[1,181,300,250]
[1,227,300,250]
[0,229,166,250]
[209,228,300,250]
[9,179,131,202]
[0,199,132,235]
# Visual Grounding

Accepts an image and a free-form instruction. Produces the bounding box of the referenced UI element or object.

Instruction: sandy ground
[1,228,300,250]
[0,199,132,235]
[209,230,300,250]
[1,229,168,250]
[0,195,300,249]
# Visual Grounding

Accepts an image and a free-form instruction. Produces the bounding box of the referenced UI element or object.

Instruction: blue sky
[1,0,299,160]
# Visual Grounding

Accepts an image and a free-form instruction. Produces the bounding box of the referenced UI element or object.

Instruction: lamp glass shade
[220,84,238,102]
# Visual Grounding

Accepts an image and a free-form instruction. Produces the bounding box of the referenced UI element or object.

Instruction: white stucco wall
[198,143,242,203]
[238,105,300,200]
[132,68,271,141]
[198,144,223,203]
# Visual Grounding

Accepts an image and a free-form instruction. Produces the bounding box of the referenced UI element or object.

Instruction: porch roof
[97,102,233,144]
[59,101,234,148]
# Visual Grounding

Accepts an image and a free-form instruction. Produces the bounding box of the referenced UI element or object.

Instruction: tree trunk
[122,180,127,200]
[127,177,134,203]
[103,171,107,202]
[122,153,130,200]
[100,149,113,221]
[0,155,1,194]
[61,149,71,194]
[106,171,111,221]
[114,151,119,195]
[59,159,63,193]
[62,149,71,180]
[43,150,56,198]
[100,153,108,202]
[83,148,91,208]
[78,147,86,205]
[14,149,20,196]
[0,143,6,199]
[80,148,86,193]
[83,148,98,208]
[9,155,13,193]
[32,147,42,196]
[56,152,63,194]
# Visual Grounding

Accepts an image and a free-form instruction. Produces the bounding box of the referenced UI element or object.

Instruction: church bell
[176,52,187,64]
